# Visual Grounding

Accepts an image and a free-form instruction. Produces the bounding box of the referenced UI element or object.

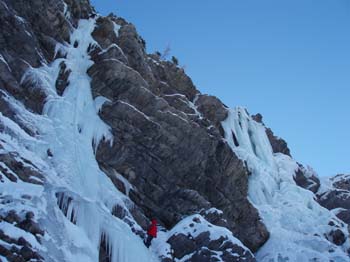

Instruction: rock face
[318,174,350,225]
[294,164,320,193]
[0,0,267,260]
[87,12,268,252]
[1,0,349,261]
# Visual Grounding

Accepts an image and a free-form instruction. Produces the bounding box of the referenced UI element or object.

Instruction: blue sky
[91,0,350,176]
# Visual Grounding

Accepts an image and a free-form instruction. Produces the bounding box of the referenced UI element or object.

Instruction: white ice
[222,107,350,262]
[2,18,159,262]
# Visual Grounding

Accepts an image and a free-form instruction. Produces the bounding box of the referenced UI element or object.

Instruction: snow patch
[113,22,121,37]
[94,96,111,113]
[0,54,11,72]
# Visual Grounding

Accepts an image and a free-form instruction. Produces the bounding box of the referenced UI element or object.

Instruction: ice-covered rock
[222,108,350,261]
[154,215,255,262]
[318,174,350,226]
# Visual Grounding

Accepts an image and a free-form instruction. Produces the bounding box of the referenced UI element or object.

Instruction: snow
[0,0,9,11]
[54,42,68,59]
[0,18,158,262]
[115,171,134,196]
[2,8,349,262]
[0,54,11,72]
[169,214,247,246]
[15,15,25,24]
[98,43,128,62]
[160,110,189,123]
[0,254,8,262]
[62,2,70,19]
[37,18,155,262]
[222,107,350,261]
[163,93,204,119]
[190,94,204,119]
[113,22,121,37]
[0,221,43,250]
[205,207,223,215]
[94,96,111,113]
[153,214,252,262]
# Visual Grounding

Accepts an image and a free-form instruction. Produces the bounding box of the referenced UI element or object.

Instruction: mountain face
[0,1,349,262]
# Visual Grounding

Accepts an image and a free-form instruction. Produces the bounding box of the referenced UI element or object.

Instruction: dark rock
[99,233,112,262]
[17,237,30,246]
[266,127,291,156]
[89,44,128,65]
[55,61,71,96]
[191,248,215,262]
[162,94,196,115]
[0,152,44,185]
[47,149,53,157]
[89,53,268,251]
[0,244,12,257]
[25,211,34,220]
[116,23,155,83]
[195,232,211,247]
[92,16,118,49]
[19,246,35,260]
[201,209,228,228]
[318,190,350,210]
[195,94,228,124]
[161,189,211,221]
[168,233,197,259]
[63,0,95,25]
[166,216,256,262]
[317,174,350,231]
[111,204,128,219]
[332,174,350,191]
[149,58,198,100]
[0,0,270,258]
[17,215,44,237]
[130,208,149,232]
[328,229,346,246]
[336,210,350,224]
[0,163,17,182]
[294,164,320,193]
[4,210,21,224]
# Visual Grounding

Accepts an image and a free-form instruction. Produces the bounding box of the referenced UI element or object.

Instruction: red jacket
[147,219,157,238]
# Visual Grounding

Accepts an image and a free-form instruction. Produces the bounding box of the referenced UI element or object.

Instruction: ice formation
[222,107,350,261]
[1,18,158,262]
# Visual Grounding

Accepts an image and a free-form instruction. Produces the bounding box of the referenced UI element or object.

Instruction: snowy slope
[222,107,350,261]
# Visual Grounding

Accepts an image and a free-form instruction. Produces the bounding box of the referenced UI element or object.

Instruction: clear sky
[91,0,350,177]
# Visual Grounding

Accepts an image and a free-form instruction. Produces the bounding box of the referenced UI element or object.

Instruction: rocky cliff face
[318,174,350,225]
[0,0,349,262]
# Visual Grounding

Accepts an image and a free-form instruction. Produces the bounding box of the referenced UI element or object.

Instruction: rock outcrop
[86,12,268,252]
[162,215,256,262]
[0,0,267,260]
[318,174,350,225]
[294,164,320,193]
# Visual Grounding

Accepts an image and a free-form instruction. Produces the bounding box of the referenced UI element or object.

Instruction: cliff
[0,1,349,261]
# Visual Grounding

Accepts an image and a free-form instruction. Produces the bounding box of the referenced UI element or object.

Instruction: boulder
[164,215,256,262]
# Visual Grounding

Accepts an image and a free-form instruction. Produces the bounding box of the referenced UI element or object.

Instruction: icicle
[221,107,350,261]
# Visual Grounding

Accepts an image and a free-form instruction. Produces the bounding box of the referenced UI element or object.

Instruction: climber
[144,218,157,248]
